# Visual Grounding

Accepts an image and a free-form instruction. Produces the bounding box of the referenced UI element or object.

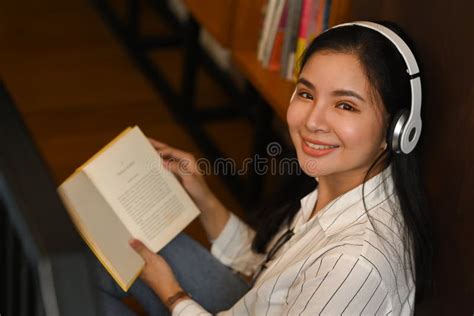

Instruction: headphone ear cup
[387,110,409,154]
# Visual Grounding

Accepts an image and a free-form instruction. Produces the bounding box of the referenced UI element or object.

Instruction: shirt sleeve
[281,254,391,315]
[172,299,210,316]
[210,212,264,276]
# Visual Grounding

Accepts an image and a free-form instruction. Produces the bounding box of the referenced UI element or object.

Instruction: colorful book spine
[323,0,332,30]
[258,0,333,81]
[293,0,313,76]
[280,0,303,79]
[306,0,320,46]
[285,0,304,80]
[258,0,278,62]
[262,0,286,68]
[314,0,327,37]
[268,0,289,71]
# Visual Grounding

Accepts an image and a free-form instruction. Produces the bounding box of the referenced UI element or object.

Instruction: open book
[58,126,200,291]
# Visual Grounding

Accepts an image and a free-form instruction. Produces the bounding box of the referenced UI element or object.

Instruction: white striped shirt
[173,166,415,315]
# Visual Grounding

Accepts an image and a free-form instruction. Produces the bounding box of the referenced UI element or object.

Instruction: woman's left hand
[129,239,185,308]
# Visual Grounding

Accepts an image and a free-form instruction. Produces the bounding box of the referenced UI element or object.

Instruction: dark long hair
[250,22,433,303]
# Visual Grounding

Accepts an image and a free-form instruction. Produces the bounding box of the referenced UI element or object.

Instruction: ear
[379,138,388,151]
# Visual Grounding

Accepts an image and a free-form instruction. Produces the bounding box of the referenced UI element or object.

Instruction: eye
[298,91,313,100]
[336,102,356,112]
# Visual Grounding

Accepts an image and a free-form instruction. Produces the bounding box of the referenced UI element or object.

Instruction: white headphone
[331,21,422,154]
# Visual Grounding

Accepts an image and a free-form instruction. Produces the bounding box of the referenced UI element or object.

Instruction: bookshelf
[230,0,351,121]
[181,0,351,121]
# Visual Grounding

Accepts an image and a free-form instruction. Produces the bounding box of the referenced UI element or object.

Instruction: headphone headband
[329,21,422,154]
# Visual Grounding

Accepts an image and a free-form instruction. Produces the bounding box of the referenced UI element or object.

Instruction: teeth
[305,141,338,150]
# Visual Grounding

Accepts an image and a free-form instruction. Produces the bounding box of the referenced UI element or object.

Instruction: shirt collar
[296,165,395,236]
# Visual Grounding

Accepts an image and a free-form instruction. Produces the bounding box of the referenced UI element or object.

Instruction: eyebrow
[297,77,366,102]
[296,78,315,90]
[332,90,366,102]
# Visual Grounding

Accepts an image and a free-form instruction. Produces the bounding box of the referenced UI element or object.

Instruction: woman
[96,21,433,315]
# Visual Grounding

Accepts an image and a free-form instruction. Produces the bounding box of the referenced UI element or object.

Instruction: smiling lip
[301,137,339,157]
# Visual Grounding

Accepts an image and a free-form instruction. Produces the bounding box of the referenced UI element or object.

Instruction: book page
[83,126,200,252]
[58,172,144,291]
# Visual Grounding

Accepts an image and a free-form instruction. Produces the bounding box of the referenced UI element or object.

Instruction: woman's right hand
[148,138,230,240]
[148,138,214,209]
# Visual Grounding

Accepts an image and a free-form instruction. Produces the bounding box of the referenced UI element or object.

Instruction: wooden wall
[345,0,473,314]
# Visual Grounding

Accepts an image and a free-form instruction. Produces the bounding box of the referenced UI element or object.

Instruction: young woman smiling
[95,21,433,315]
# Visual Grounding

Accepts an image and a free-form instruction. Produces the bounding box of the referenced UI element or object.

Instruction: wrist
[164,289,192,311]
[196,192,219,212]
[196,195,231,241]
[200,195,228,219]
[154,281,181,302]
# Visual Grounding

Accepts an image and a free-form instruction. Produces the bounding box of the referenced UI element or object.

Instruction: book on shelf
[258,0,333,81]
[282,0,303,80]
[314,0,327,41]
[262,0,288,69]
[258,0,278,62]
[294,0,316,76]
[306,0,322,40]
[57,126,200,291]
[323,0,332,32]
[267,0,288,71]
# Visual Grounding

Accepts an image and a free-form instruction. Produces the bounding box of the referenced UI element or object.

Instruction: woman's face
[287,52,387,179]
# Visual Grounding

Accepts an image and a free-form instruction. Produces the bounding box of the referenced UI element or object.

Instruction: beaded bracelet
[165,290,190,308]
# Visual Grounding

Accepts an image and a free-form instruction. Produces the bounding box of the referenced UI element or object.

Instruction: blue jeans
[92,234,250,315]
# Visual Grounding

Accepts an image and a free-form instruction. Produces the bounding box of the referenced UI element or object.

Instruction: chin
[297,147,348,179]
[301,165,328,178]
[297,153,324,178]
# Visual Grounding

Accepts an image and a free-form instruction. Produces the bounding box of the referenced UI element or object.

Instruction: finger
[148,138,168,149]
[166,157,195,174]
[129,239,155,262]
[163,160,186,184]
[157,147,194,162]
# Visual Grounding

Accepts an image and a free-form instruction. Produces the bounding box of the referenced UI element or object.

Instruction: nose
[305,101,329,132]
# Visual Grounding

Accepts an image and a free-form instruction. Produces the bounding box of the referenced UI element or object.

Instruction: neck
[310,160,387,219]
